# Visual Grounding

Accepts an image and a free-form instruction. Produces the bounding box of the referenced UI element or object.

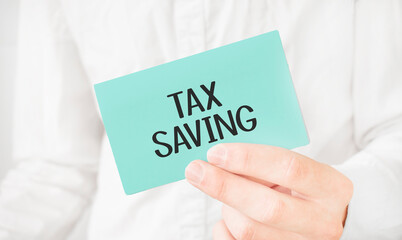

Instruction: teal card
[94,30,309,195]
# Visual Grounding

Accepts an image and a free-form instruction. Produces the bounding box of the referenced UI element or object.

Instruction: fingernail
[207,145,226,166]
[185,161,204,185]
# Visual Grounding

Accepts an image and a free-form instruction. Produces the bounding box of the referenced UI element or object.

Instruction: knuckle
[232,146,251,172]
[284,152,304,182]
[323,223,344,240]
[335,175,354,203]
[235,220,256,240]
[214,172,229,201]
[343,177,354,201]
[212,221,224,238]
[261,196,285,224]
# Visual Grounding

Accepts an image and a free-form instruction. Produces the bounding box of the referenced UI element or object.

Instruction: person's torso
[61,1,357,239]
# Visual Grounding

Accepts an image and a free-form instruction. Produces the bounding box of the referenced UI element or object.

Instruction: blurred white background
[0,0,18,181]
[0,1,88,239]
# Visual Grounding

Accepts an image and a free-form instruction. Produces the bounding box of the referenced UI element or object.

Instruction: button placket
[174,2,208,239]
[175,0,206,58]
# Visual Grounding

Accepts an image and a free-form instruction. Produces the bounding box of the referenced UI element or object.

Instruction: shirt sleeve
[0,0,104,239]
[334,1,402,239]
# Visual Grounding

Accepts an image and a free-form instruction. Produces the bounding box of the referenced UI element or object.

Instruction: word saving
[152,81,257,157]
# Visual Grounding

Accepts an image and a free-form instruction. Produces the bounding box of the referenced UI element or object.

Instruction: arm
[335,0,402,239]
[185,1,402,239]
[0,0,104,239]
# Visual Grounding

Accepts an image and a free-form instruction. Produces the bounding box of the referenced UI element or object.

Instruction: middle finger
[185,160,324,234]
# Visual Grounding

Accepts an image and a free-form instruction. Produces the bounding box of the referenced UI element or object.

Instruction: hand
[185,143,353,240]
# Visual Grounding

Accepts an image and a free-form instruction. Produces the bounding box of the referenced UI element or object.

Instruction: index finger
[206,143,347,198]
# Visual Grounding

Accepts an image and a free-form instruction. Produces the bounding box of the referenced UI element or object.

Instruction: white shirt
[1,0,401,239]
